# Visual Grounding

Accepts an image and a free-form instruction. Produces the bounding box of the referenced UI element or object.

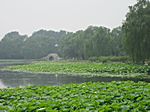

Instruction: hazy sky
[0,0,137,39]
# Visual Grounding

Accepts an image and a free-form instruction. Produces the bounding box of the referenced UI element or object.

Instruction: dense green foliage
[7,61,150,78]
[0,30,67,59]
[0,26,125,59]
[123,0,150,63]
[0,32,27,59]
[59,26,125,59]
[0,81,150,111]
[88,56,130,63]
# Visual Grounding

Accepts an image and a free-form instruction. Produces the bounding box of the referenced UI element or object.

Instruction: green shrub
[89,56,130,63]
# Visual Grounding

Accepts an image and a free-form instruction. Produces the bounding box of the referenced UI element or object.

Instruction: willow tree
[123,0,150,63]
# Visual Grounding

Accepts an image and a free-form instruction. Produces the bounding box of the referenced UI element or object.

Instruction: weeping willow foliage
[123,0,150,63]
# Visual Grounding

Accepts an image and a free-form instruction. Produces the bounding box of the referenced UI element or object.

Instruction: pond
[0,60,150,88]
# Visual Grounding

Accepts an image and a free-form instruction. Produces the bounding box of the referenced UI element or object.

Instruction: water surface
[0,60,149,88]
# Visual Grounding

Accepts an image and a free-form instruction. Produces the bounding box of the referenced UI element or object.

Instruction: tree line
[0,26,125,59]
[0,0,149,64]
[0,30,67,59]
[59,26,125,59]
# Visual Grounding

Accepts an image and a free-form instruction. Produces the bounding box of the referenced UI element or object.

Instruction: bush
[89,56,130,63]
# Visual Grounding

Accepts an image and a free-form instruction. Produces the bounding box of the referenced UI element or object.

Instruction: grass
[0,81,150,111]
[4,61,150,78]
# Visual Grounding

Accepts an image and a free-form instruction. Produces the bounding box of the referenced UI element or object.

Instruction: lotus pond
[0,81,150,111]
[5,61,150,78]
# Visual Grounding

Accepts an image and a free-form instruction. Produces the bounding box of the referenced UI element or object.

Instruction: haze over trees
[59,26,125,59]
[0,26,125,59]
[0,32,27,59]
[0,0,149,64]
[0,30,68,59]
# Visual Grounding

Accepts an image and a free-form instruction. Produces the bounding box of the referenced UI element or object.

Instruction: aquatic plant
[7,61,150,77]
[0,81,150,111]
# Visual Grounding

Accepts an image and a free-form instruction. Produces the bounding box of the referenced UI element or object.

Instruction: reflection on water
[0,71,102,88]
[0,60,150,88]
[0,60,31,68]
[0,71,150,88]
[0,79,7,88]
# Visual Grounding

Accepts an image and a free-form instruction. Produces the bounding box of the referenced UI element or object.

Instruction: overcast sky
[0,0,137,39]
